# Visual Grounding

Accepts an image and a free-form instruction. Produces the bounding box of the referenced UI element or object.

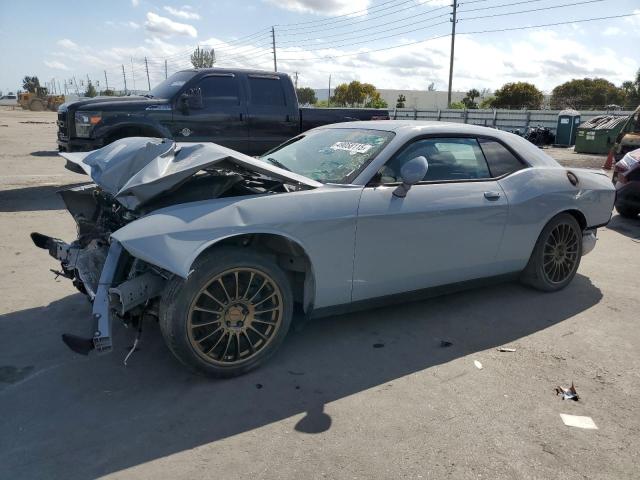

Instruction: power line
[277,12,640,61]
[459,0,604,21]
[278,1,450,36]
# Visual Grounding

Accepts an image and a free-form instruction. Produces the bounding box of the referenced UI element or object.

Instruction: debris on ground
[555,382,579,401]
[474,360,483,369]
[440,340,453,348]
[497,347,516,352]
[559,413,598,429]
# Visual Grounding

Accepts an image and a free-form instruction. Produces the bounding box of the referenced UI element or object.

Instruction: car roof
[177,68,290,78]
[316,120,506,135]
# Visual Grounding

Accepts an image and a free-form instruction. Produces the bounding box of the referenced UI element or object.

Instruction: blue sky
[0,0,638,95]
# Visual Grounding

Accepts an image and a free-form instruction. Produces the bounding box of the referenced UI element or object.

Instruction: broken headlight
[75,111,102,138]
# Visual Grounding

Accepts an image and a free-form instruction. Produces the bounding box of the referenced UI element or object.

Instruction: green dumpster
[574,115,629,154]
[556,109,581,146]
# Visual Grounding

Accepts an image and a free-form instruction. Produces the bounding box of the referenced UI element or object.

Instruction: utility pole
[86,74,91,89]
[144,57,151,91]
[104,70,109,91]
[271,26,277,72]
[164,59,168,79]
[447,1,458,108]
[328,74,331,106]
[121,64,128,94]
[294,71,298,89]
[130,57,136,91]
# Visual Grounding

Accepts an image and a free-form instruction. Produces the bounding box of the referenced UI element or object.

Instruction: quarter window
[478,138,525,177]
[379,137,491,183]
[248,77,286,106]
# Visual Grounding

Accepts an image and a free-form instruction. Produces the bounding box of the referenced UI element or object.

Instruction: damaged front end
[31,184,168,355]
[32,137,317,357]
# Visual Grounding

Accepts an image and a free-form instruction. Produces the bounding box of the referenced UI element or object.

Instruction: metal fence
[389,108,634,134]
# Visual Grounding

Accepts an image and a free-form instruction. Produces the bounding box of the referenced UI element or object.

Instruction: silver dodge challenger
[33,121,615,377]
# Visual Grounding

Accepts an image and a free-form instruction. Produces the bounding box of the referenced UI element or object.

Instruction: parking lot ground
[1,108,639,480]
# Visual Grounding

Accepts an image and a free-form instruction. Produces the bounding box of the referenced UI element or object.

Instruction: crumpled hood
[59,137,321,210]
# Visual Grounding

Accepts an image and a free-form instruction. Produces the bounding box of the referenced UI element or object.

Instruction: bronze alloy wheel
[542,223,579,284]
[187,267,284,366]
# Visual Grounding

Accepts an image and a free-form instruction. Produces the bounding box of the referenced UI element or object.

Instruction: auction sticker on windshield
[330,141,374,155]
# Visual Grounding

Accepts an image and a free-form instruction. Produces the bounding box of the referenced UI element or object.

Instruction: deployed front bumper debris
[31,234,166,355]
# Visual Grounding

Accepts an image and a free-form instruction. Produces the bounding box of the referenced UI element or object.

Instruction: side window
[379,137,491,183]
[195,76,240,106]
[248,77,286,106]
[478,138,525,177]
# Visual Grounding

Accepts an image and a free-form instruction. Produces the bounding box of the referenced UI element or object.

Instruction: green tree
[190,47,216,68]
[331,80,387,108]
[396,94,406,108]
[550,78,624,109]
[462,88,480,109]
[490,82,543,109]
[85,81,97,97]
[100,89,116,96]
[22,76,41,93]
[479,96,495,109]
[620,69,640,108]
[449,101,465,110]
[296,87,317,105]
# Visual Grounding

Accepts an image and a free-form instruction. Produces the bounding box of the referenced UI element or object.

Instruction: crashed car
[33,121,615,377]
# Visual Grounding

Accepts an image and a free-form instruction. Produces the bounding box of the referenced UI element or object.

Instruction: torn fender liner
[60,137,321,210]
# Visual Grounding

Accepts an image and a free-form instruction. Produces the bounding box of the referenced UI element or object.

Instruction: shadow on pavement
[0,275,602,479]
[606,214,640,239]
[0,183,87,212]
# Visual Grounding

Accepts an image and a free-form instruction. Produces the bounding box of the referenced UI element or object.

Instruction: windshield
[148,71,197,99]
[260,128,394,184]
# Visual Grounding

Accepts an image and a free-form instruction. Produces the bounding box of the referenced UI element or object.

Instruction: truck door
[172,73,248,152]
[245,74,299,156]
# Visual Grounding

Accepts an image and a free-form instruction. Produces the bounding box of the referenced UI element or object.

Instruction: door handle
[484,191,501,201]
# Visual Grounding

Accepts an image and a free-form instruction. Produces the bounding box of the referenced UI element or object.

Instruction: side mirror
[393,156,429,198]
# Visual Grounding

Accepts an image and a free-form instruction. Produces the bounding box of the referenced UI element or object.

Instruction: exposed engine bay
[31,137,314,356]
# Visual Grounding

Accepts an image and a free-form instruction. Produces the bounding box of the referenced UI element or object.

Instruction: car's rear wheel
[159,247,293,378]
[521,213,582,292]
[616,204,639,219]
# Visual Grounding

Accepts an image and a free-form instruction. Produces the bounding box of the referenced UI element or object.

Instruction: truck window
[248,77,286,106]
[197,76,240,106]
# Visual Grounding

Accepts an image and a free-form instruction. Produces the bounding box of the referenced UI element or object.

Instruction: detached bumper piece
[31,233,166,356]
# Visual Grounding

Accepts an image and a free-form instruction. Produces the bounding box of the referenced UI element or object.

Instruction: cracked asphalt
[1,108,639,480]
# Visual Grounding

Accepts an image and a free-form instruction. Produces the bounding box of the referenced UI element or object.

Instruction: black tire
[159,247,293,378]
[616,204,639,219]
[521,213,582,292]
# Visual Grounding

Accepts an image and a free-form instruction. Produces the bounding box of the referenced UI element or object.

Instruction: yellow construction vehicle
[19,89,64,111]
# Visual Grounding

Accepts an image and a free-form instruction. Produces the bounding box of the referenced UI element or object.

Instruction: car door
[245,74,299,156]
[352,136,509,302]
[172,73,248,151]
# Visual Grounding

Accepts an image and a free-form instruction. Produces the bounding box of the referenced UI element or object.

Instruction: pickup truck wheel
[159,247,293,378]
[521,213,582,292]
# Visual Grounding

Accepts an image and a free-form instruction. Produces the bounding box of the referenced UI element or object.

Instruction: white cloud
[44,60,69,70]
[105,20,140,29]
[132,0,139,6]
[602,27,622,36]
[57,38,79,49]
[267,0,369,15]
[624,9,640,27]
[163,5,201,20]
[145,12,197,37]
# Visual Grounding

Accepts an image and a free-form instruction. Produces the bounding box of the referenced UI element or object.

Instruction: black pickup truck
[57,68,389,155]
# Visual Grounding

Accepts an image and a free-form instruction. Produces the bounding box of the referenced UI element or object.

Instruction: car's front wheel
[521,213,582,292]
[159,247,293,378]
